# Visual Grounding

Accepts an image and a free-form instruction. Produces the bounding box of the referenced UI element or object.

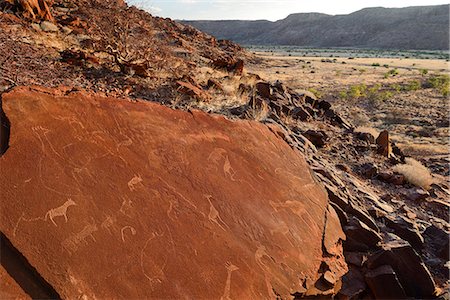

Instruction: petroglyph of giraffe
[208,148,237,181]
[205,195,228,231]
[221,262,239,300]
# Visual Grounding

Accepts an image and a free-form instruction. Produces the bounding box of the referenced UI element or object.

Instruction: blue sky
[126,0,449,21]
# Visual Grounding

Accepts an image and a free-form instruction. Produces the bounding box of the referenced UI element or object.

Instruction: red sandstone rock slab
[0,266,30,300]
[0,86,346,298]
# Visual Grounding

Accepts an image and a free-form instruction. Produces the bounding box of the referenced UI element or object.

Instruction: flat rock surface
[0,265,30,300]
[0,86,346,299]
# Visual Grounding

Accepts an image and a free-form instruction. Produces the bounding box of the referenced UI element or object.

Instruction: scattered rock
[233,59,244,75]
[30,22,41,31]
[60,49,99,66]
[317,100,332,110]
[390,174,406,185]
[204,78,220,90]
[344,217,382,251]
[377,172,406,185]
[40,20,58,32]
[337,267,367,300]
[367,241,436,298]
[291,106,312,121]
[355,131,375,144]
[11,0,54,22]
[176,81,211,101]
[424,225,450,260]
[360,163,378,178]
[303,130,328,148]
[383,215,424,250]
[255,81,271,98]
[324,109,352,130]
[376,130,391,157]
[344,252,367,267]
[296,90,317,106]
[405,188,430,201]
[365,265,407,299]
[212,57,244,75]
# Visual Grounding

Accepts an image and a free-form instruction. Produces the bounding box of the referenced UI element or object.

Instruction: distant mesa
[183,5,450,50]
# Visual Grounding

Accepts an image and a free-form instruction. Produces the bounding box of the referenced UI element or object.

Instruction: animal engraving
[207,148,236,180]
[62,222,98,255]
[221,262,239,300]
[101,216,116,235]
[119,196,133,216]
[45,199,76,226]
[255,245,278,298]
[205,195,228,231]
[140,231,167,290]
[128,174,143,191]
[223,156,236,181]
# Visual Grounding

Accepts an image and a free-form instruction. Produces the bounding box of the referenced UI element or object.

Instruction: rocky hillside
[183,5,450,50]
[0,0,449,299]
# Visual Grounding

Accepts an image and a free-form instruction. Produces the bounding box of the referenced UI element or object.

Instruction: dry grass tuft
[392,158,433,190]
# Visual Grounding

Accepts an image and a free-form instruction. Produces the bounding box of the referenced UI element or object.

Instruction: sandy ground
[248,53,449,176]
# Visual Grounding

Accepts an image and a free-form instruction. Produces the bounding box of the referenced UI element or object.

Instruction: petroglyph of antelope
[62,222,98,254]
[45,199,77,226]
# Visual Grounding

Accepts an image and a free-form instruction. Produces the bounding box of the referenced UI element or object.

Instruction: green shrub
[426,74,449,88]
[367,83,381,98]
[338,90,348,99]
[378,91,393,101]
[349,84,367,99]
[372,63,380,67]
[441,85,449,97]
[384,68,399,78]
[419,69,428,76]
[426,74,449,97]
[390,84,402,92]
[307,88,322,98]
[405,80,421,91]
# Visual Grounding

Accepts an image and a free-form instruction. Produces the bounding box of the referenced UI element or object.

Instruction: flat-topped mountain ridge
[183,5,450,50]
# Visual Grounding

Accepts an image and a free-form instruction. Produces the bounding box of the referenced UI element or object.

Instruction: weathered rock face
[0,86,347,299]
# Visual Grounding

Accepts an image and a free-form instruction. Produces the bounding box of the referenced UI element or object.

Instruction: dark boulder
[367,241,436,298]
[365,265,407,299]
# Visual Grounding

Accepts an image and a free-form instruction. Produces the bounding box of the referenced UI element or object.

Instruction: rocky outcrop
[0,86,347,298]
[2,0,54,22]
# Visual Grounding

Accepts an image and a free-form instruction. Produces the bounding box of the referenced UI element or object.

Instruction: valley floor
[249,53,449,177]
